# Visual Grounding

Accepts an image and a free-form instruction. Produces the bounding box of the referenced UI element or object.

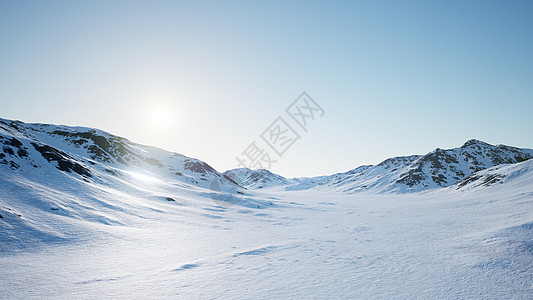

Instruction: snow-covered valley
[1,118,532,299]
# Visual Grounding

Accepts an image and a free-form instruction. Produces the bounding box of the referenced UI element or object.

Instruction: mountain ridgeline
[225,139,533,193]
[1,118,532,194]
[0,118,240,192]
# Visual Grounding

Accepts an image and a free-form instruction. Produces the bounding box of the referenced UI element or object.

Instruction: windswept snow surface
[1,163,533,299]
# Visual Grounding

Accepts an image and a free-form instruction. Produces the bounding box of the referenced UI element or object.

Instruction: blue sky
[1,0,532,177]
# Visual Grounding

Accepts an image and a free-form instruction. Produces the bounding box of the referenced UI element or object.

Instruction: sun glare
[150,109,171,129]
[125,170,162,183]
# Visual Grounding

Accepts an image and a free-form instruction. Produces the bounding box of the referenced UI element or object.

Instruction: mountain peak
[461,139,491,148]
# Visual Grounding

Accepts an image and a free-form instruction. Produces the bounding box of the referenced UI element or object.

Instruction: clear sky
[1,0,532,177]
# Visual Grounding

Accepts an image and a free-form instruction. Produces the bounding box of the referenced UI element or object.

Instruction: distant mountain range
[1,118,532,196]
[225,140,533,193]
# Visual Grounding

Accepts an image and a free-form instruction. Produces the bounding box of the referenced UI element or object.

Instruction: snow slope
[0,118,273,250]
[1,164,531,299]
[0,117,243,194]
[453,157,533,191]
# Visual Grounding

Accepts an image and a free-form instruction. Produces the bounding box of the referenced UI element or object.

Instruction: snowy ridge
[0,118,240,191]
[453,158,533,192]
[227,139,533,193]
[224,168,297,189]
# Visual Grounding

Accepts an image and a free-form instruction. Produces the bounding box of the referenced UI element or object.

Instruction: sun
[150,108,171,129]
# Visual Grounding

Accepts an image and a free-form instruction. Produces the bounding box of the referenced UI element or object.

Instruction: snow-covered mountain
[227,139,533,193]
[0,118,278,249]
[224,168,297,189]
[0,118,239,190]
[3,118,532,196]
